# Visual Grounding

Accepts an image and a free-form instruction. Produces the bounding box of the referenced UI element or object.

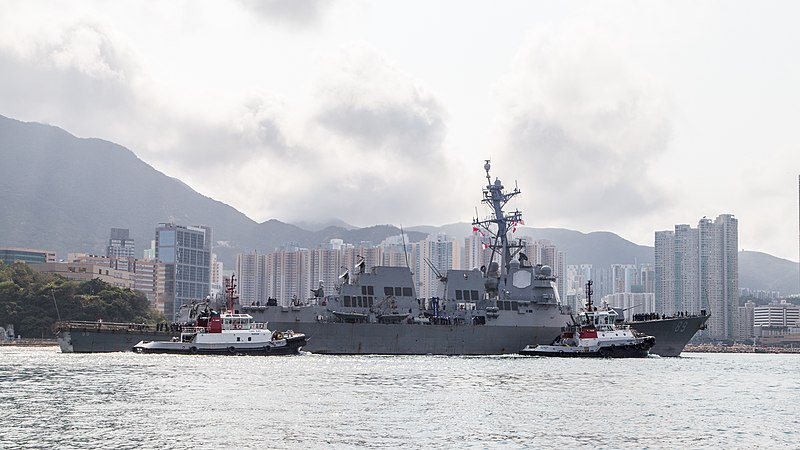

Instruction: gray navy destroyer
[243,161,571,354]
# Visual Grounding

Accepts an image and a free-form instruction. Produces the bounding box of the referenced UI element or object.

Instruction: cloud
[232,45,456,225]
[494,23,672,227]
[0,20,149,141]
[0,12,458,228]
[312,45,448,162]
[238,0,334,28]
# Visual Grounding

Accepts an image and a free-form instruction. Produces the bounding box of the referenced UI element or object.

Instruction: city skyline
[1,2,799,262]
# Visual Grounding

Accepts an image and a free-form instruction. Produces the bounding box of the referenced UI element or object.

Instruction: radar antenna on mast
[472,159,525,278]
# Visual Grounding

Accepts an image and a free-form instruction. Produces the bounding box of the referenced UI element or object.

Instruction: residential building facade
[655,214,738,340]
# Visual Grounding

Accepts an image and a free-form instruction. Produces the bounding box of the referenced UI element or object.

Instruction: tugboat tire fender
[272,331,284,341]
[227,346,236,353]
[189,346,198,354]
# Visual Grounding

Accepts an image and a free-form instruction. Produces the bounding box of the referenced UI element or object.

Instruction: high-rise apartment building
[611,264,638,294]
[309,244,342,300]
[734,301,755,342]
[106,228,135,258]
[464,230,492,271]
[380,235,413,269]
[266,244,310,306]
[565,264,592,312]
[415,233,461,300]
[236,251,267,306]
[210,253,224,299]
[155,223,212,320]
[638,264,655,293]
[655,214,738,340]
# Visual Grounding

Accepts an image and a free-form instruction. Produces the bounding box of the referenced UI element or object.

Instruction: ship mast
[585,280,593,310]
[225,274,239,314]
[472,160,524,277]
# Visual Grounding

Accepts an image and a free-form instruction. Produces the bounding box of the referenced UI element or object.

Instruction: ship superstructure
[243,161,571,354]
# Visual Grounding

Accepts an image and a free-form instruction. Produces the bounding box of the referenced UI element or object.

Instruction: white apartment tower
[236,251,267,306]
[415,233,461,300]
[655,214,738,340]
[210,253,223,299]
[464,230,492,271]
[266,245,311,306]
[309,241,347,299]
[380,235,414,269]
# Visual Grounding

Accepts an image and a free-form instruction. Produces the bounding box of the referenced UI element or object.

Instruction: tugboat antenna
[585,280,594,310]
[226,274,239,314]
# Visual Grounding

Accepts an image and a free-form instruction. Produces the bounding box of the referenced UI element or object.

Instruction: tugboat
[519,281,655,358]
[133,275,306,355]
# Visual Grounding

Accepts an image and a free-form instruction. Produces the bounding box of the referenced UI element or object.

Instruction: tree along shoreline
[0,262,164,338]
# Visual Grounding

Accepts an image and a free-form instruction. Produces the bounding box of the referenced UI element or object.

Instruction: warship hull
[55,314,709,356]
[56,321,563,354]
[256,318,562,355]
[626,315,710,357]
[56,322,174,353]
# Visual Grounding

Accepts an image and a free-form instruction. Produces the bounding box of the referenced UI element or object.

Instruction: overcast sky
[1,1,799,261]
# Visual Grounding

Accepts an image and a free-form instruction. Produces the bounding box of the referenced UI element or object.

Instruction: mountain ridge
[0,114,797,294]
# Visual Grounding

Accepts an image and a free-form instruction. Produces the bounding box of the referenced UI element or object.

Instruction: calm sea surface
[1,347,798,449]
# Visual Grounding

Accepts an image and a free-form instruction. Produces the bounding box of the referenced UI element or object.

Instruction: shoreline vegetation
[685,344,800,354]
[0,338,58,346]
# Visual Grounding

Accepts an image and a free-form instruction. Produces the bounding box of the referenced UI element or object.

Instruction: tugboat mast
[472,160,524,277]
[225,274,239,314]
[585,280,594,310]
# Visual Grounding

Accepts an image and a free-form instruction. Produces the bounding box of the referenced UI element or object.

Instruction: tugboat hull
[519,343,651,358]
[133,335,306,355]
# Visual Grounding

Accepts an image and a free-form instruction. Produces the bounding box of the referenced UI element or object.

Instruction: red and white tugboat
[134,275,306,355]
[519,281,655,358]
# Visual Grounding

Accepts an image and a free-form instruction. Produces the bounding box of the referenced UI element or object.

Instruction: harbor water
[1,347,798,449]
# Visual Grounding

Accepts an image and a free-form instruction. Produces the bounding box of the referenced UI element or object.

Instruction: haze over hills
[0,115,424,264]
[739,251,800,295]
[0,115,797,294]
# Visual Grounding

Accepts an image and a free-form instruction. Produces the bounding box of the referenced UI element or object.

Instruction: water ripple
[0,348,796,448]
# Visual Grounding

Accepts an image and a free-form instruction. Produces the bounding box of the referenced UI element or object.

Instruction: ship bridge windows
[384,286,413,297]
[455,290,479,301]
[343,295,374,308]
[361,286,375,296]
[497,301,519,311]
